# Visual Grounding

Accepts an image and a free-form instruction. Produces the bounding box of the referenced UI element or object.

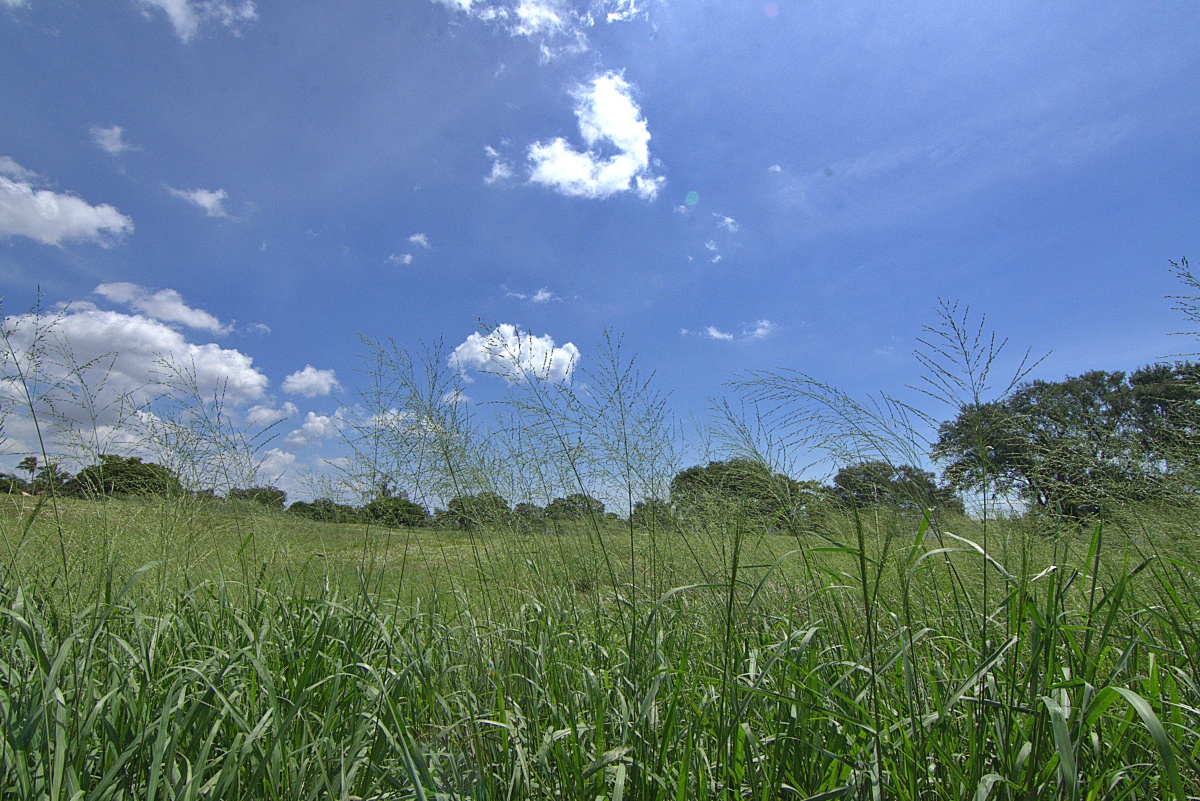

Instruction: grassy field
[2,494,1199,800]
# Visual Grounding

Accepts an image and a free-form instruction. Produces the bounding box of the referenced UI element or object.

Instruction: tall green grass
[2,498,1198,799]
[2,307,1199,799]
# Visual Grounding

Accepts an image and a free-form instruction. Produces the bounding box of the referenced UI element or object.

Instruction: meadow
[3,307,1200,799]
[2,491,1198,800]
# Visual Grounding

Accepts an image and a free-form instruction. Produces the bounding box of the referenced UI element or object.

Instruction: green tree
[17,456,38,482]
[71,455,183,498]
[363,495,429,528]
[832,460,962,513]
[545,493,604,521]
[669,459,824,527]
[444,491,509,529]
[933,364,1200,516]
[288,498,361,523]
[32,462,72,494]
[228,486,287,509]
[630,498,673,530]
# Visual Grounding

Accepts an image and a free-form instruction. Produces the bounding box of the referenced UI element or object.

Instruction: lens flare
[685,191,700,206]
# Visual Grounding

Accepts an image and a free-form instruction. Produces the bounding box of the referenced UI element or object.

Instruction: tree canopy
[933,363,1200,516]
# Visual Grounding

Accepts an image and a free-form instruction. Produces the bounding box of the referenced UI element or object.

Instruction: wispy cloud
[681,319,777,343]
[506,286,560,303]
[134,0,257,43]
[90,125,138,156]
[168,186,228,217]
[484,146,515,184]
[527,72,663,201]
[713,213,738,232]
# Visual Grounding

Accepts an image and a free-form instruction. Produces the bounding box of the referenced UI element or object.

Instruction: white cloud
[248,322,271,335]
[0,306,268,427]
[168,186,228,217]
[3,0,30,8]
[135,0,257,43]
[680,320,776,343]
[506,286,560,303]
[743,319,777,340]
[91,125,137,156]
[0,157,37,182]
[431,0,638,56]
[704,240,718,251]
[246,401,298,427]
[485,146,515,184]
[527,72,663,201]
[704,326,734,341]
[282,365,342,397]
[714,214,739,233]
[94,282,232,335]
[257,447,295,481]
[0,161,133,247]
[450,324,578,384]
[673,203,690,215]
[711,254,723,264]
[285,411,344,446]
[409,233,431,249]
[386,253,414,266]
[768,164,782,173]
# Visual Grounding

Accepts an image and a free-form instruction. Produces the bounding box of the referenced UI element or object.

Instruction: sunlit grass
[2,496,1197,800]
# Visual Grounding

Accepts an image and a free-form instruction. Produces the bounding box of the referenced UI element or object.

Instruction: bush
[288,498,360,523]
[70,455,183,499]
[228,486,287,509]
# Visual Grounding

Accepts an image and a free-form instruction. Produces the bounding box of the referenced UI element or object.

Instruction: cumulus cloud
[386,253,414,266]
[450,324,578,384]
[409,233,431,249]
[282,365,342,397]
[0,305,268,424]
[94,282,232,335]
[257,447,295,480]
[768,164,782,173]
[246,401,298,427]
[91,125,137,156]
[135,0,257,42]
[168,186,228,217]
[285,411,345,446]
[527,72,663,201]
[0,160,134,247]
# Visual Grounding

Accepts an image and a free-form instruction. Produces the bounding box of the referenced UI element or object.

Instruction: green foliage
[362,494,430,528]
[833,459,963,513]
[0,472,30,494]
[630,497,672,529]
[669,458,827,528]
[227,485,287,509]
[444,491,509,529]
[69,454,183,499]
[934,363,1200,515]
[287,497,361,523]
[545,492,604,521]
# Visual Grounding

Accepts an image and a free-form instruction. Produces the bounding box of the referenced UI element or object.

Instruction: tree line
[5,360,1195,526]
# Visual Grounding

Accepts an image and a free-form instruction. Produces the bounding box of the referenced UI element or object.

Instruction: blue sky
[2,0,1198,496]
